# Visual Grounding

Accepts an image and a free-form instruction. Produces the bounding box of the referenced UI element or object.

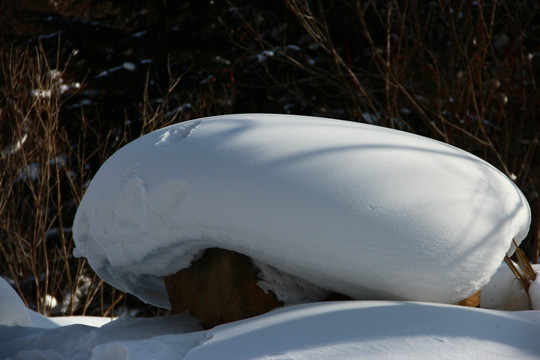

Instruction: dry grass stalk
[0,43,126,316]
[512,239,537,283]
[504,240,537,292]
[504,255,529,291]
[0,39,231,316]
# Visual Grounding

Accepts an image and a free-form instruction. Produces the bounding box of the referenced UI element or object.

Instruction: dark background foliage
[1,0,539,316]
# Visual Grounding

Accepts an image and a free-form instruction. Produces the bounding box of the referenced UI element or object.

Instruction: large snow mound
[73,114,530,308]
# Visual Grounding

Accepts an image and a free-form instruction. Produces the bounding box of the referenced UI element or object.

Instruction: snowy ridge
[73,114,530,308]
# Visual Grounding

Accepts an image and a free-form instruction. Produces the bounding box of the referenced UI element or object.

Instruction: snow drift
[73,114,530,308]
[0,278,32,327]
[2,288,540,360]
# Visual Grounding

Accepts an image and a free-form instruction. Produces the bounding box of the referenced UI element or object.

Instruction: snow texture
[529,269,540,310]
[73,114,530,308]
[252,259,332,305]
[0,277,31,327]
[188,301,540,360]
[480,262,540,311]
[0,310,203,360]
[2,298,540,360]
[480,261,532,310]
[0,277,57,329]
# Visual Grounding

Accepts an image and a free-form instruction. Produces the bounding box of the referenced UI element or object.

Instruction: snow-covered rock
[73,114,530,308]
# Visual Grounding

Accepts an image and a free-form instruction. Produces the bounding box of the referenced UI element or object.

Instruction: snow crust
[73,114,531,308]
[2,298,540,360]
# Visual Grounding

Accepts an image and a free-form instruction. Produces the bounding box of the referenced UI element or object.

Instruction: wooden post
[164,248,283,329]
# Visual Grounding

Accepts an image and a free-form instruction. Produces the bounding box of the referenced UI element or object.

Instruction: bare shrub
[1,2,537,318]
[225,0,540,260]
[0,40,235,316]
[2,44,85,314]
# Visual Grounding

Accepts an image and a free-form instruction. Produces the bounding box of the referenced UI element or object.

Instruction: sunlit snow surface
[481,261,534,310]
[2,276,540,360]
[72,114,530,308]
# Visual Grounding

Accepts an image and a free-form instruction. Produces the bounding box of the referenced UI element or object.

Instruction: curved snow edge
[73,114,531,308]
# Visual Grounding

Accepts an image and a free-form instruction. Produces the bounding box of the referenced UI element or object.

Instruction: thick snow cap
[73,114,530,308]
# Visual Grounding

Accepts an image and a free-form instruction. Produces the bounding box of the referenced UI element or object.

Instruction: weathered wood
[456,291,481,307]
[164,248,283,329]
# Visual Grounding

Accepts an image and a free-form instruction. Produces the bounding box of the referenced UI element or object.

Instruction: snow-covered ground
[2,114,538,359]
[1,275,540,359]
